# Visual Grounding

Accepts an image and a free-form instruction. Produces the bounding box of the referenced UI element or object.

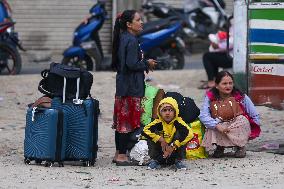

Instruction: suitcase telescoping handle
[31,107,47,121]
[62,77,83,104]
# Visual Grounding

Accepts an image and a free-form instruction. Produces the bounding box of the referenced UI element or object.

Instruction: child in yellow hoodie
[142,97,193,170]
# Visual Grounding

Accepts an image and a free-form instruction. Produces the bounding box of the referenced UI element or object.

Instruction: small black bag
[38,63,93,102]
[165,92,200,123]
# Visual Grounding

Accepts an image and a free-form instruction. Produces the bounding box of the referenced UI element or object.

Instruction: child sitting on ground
[142,97,193,170]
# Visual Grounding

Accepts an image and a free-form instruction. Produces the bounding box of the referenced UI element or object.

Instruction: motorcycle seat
[139,17,178,36]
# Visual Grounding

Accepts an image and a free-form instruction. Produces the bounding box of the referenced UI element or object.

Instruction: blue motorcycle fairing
[139,22,181,52]
[0,2,9,22]
[72,2,106,46]
[73,19,101,45]
[90,3,104,16]
[63,46,86,59]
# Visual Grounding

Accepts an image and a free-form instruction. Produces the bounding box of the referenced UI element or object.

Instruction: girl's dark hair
[210,70,244,99]
[111,10,137,71]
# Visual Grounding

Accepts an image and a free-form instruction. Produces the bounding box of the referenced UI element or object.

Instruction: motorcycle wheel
[0,42,22,75]
[168,49,185,70]
[62,55,93,71]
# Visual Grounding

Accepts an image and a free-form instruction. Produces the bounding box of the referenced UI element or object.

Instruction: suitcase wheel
[44,161,53,167]
[35,160,42,165]
[58,162,64,167]
[90,160,96,166]
[83,161,90,167]
[83,160,95,167]
[24,158,31,165]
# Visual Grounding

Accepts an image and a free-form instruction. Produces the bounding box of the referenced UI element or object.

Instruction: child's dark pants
[147,132,186,165]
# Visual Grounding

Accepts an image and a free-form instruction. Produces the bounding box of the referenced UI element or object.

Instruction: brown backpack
[210,97,243,122]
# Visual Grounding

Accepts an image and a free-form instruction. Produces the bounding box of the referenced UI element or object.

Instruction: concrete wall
[116,0,143,13]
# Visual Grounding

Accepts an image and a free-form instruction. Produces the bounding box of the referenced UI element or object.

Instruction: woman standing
[112,10,157,166]
[199,71,261,158]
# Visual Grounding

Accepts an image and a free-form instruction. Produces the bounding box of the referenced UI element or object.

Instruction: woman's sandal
[212,146,225,158]
[112,159,117,163]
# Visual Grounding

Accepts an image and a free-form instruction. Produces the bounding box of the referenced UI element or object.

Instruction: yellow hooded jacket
[142,97,193,148]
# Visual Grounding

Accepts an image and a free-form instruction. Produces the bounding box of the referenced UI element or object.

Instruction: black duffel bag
[165,92,200,123]
[38,63,93,102]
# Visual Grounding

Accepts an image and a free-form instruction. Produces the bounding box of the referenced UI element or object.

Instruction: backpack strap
[62,76,83,104]
[38,79,53,97]
[38,69,54,97]
[41,69,49,78]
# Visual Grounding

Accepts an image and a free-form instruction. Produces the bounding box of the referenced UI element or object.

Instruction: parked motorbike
[63,1,185,70]
[62,1,107,71]
[142,0,228,39]
[0,1,24,75]
[139,17,186,69]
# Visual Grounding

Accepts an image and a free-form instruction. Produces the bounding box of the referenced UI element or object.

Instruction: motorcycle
[62,1,107,71]
[142,0,228,39]
[0,1,24,75]
[139,17,186,70]
[63,1,185,70]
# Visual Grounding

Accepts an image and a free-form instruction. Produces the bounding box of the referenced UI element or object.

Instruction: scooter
[139,17,186,70]
[62,1,107,71]
[0,1,24,75]
[142,0,228,39]
[63,1,185,70]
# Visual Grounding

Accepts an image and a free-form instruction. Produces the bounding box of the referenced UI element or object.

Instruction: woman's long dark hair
[111,10,137,71]
[210,71,244,99]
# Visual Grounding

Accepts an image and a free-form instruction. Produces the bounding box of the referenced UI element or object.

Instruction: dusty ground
[0,70,284,189]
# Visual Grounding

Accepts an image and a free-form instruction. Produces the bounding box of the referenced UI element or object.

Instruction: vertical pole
[233,0,248,93]
[112,0,117,29]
